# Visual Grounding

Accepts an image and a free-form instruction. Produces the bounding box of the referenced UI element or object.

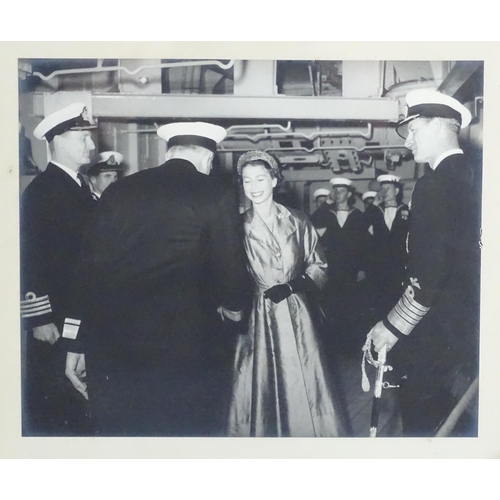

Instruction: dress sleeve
[302,216,328,289]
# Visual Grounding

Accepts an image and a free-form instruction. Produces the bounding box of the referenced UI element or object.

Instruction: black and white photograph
[15,55,483,440]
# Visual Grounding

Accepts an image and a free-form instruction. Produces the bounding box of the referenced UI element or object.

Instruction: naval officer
[368,89,481,436]
[20,102,96,435]
[87,151,124,200]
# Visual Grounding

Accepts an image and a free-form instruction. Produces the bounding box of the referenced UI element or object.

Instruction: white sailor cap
[330,177,353,188]
[397,89,472,138]
[377,174,401,185]
[33,102,96,142]
[157,122,227,153]
[87,151,124,177]
[362,191,377,201]
[313,188,331,199]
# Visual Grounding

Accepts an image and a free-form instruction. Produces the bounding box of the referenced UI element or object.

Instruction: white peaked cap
[330,177,353,187]
[157,122,227,152]
[377,174,401,184]
[400,89,472,129]
[362,191,378,201]
[97,151,123,165]
[33,102,95,141]
[313,188,331,199]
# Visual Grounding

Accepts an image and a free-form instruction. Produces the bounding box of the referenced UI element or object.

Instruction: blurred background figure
[87,151,124,201]
[310,177,370,357]
[364,174,409,319]
[313,188,330,209]
[361,190,377,211]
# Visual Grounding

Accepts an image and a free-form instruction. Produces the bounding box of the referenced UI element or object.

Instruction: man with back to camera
[20,102,96,435]
[87,151,123,201]
[367,89,481,437]
[64,122,252,436]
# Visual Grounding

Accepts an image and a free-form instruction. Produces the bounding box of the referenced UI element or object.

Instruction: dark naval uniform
[364,203,410,317]
[68,158,251,436]
[383,153,481,436]
[311,203,370,353]
[20,163,95,435]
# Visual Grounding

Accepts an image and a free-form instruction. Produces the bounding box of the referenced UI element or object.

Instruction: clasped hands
[264,276,306,304]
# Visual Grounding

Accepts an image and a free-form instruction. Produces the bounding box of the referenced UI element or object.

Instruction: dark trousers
[87,346,234,437]
[23,332,92,436]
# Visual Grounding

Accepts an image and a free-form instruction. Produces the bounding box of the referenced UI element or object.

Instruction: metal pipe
[32,59,235,81]
[225,123,373,143]
[219,143,405,154]
[226,122,292,134]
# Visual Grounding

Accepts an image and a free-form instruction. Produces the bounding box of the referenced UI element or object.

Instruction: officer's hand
[65,352,88,400]
[369,321,399,353]
[264,284,292,304]
[33,323,60,345]
[357,270,366,282]
[217,306,243,322]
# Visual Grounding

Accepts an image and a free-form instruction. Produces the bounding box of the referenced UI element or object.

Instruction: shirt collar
[431,149,464,170]
[50,161,81,185]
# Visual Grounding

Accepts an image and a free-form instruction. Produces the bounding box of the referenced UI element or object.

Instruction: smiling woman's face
[241,162,277,205]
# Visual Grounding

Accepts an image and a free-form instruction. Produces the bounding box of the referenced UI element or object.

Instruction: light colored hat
[157,122,226,152]
[377,174,401,184]
[236,150,283,182]
[362,191,377,201]
[330,177,353,187]
[313,188,330,199]
[397,89,472,134]
[87,151,124,177]
[33,102,96,142]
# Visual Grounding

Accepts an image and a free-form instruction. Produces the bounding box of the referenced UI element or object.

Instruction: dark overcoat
[73,158,251,362]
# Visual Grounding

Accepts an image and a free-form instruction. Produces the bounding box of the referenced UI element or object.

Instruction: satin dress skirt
[228,290,347,437]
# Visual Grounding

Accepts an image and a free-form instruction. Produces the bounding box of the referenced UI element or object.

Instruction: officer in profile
[368,89,480,436]
[20,102,96,435]
[87,151,124,201]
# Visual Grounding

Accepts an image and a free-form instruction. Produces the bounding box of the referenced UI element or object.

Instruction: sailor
[87,151,124,200]
[361,190,377,211]
[311,177,370,355]
[368,89,480,436]
[364,174,410,317]
[312,187,330,209]
[20,102,96,435]
[64,121,252,436]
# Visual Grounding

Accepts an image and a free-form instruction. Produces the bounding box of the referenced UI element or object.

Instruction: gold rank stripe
[21,295,52,318]
[387,287,430,336]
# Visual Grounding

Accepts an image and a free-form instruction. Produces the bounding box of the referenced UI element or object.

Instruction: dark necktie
[77,173,92,197]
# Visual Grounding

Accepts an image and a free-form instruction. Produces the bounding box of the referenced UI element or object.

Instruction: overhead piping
[225,123,373,142]
[32,59,235,81]
[218,144,406,154]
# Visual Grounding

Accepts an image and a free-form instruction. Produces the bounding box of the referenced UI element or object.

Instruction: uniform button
[276,252,281,257]
[276,266,282,270]
[276,279,282,283]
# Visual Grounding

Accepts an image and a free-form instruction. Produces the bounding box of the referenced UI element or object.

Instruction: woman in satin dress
[228,151,348,437]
